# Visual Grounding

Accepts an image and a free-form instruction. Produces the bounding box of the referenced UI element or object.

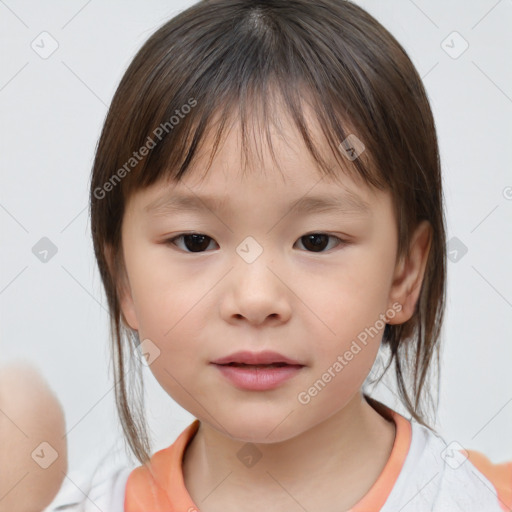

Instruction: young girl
[44,0,511,510]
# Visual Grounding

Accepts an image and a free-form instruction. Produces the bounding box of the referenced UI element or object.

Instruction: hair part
[90,0,446,464]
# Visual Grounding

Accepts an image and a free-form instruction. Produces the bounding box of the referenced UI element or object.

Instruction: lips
[213,357,305,391]
[211,350,304,367]
[217,362,301,370]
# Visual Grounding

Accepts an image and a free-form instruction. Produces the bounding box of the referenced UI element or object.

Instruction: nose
[219,249,292,327]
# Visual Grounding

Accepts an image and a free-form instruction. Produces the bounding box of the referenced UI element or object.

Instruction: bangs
[131,84,387,194]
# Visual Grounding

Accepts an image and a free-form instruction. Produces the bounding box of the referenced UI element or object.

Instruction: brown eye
[167,233,217,253]
[296,233,344,252]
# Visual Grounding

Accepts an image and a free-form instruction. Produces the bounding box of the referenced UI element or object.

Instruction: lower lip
[212,364,304,391]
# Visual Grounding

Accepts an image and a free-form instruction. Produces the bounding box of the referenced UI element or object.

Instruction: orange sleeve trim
[465,449,512,512]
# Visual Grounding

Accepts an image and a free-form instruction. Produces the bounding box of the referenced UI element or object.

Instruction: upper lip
[211,350,304,366]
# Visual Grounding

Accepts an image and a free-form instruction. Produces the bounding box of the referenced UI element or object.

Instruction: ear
[386,220,432,324]
[104,244,139,331]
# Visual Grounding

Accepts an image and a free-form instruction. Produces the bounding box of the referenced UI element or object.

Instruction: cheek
[302,291,383,415]
[127,246,205,336]
[129,274,218,402]
[307,255,393,343]
[296,335,380,421]
[303,250,393,398]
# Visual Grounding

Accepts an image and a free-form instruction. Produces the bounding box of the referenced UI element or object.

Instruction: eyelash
[164,232,348,254]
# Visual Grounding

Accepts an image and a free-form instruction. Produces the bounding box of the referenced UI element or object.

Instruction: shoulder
[383,420,508,512]
[463,449,512,511]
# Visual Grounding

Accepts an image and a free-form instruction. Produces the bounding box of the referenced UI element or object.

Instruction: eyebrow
[144,190,372,216]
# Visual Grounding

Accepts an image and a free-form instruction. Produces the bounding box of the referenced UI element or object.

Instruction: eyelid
[297,233,347,251]
[165,232,219,251]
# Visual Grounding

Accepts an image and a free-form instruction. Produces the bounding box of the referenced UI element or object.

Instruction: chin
[215,415,303,445]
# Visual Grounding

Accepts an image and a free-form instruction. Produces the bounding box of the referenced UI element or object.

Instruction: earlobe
[119,286,139,332]
[104,244,139,331]
[387,220,432,325]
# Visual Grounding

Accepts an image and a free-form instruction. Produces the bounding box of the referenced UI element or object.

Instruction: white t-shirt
[44,408,505,512]
[380,419,503,511]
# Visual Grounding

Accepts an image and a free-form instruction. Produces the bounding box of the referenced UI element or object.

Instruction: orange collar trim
[349,403,412,511]
[124,403,412,511]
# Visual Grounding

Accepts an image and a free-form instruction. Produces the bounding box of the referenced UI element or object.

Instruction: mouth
[212,361,305,391]
[216,362,302,369]
[211,350,305,367]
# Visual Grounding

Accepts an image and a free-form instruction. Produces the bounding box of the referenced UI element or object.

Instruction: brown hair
[90,0,446,464]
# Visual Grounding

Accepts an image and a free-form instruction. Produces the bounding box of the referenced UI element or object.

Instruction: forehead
[126,99,381,216]
[130,174,379,232]
[143,181,373,218]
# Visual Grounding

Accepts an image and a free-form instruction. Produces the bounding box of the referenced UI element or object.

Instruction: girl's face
[117,112,426,443]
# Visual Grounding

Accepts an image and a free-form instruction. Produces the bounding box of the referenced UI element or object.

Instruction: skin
[113,107,432,512]
[0,362,67,512]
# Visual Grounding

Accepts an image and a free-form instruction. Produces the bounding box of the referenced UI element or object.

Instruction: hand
[0,362,68,512]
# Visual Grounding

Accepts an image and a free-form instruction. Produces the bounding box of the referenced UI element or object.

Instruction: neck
[182,393,396,512]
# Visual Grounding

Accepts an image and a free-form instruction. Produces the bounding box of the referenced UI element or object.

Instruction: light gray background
[1,0,511,476]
